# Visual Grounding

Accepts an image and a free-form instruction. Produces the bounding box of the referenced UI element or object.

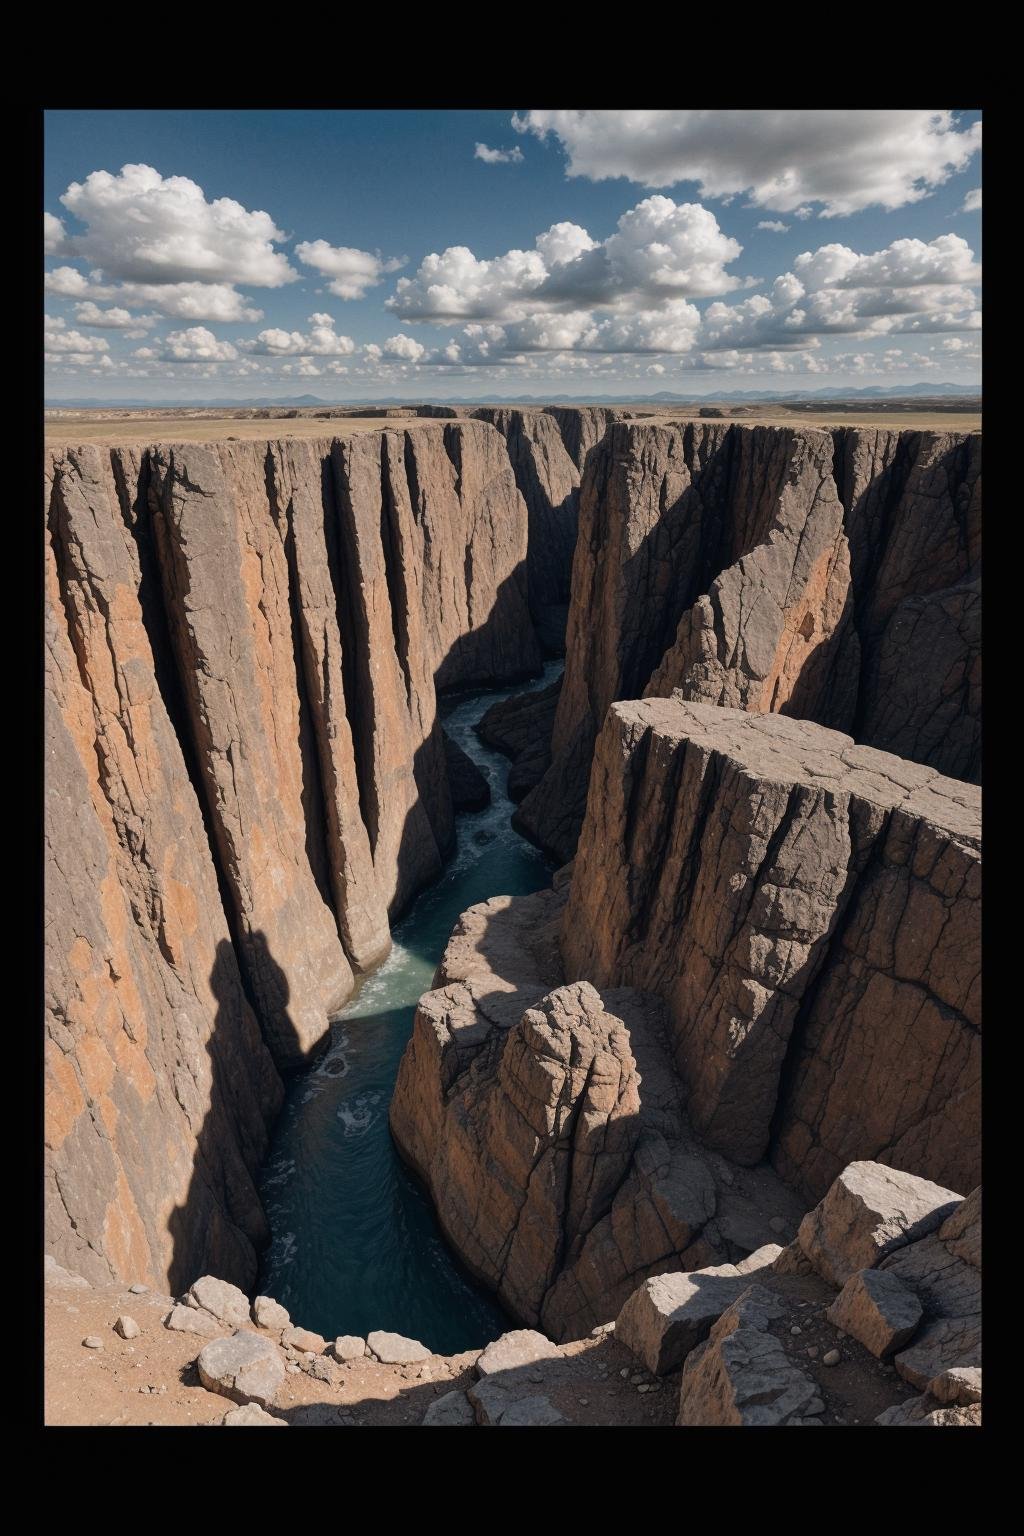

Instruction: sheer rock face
[45,445,282,1292]
[560,697,980,1200]
[147,439,357,1064]
[514,424,980,864]
[543,406,621,473]
[44,420,546,1290]
[836,429,981,782]
[390,889,804,1341]
[471,409,581,650]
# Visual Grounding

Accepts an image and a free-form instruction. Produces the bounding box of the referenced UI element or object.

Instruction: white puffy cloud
[474,143,524,164]
[700,234,980,351]
[44,213,69,256]
[757,220,789,233]
[962,188,981,213]
[243,313,356,356]
[58,163,297,287]
[794,234,979,290]
[295,239,404,300]
[44,315,111,361]
[73,301,156,330]
[512,109,982,214]
[390,196,741,322]
[138,326,240,362]
[379,333,426,361]
[45,265,90,297]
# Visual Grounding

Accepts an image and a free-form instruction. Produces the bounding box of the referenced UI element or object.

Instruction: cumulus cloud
[45,315,111,363]
[962,188,981,213]
[57,163,297,287]
[44,213,69,256]
[757,220,789,233]
[700,234,980,351]
[242,312,356,356]
[136,326,240,362]
[295,239,405,300]
[389,195,742,322]
[474,143,524,164]
[513,109,982,215]
[73,301,156,330]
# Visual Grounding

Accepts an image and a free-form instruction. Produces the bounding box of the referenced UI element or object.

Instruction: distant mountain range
[46,383,981,409]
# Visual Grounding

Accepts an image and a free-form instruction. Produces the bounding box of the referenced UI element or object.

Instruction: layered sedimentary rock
[515,424,981,863]
[561,697,980,1198]
[45,445,282,1291]
[45,420,545,1288]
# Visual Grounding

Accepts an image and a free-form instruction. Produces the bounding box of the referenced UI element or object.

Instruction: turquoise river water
[257,663,561,1353]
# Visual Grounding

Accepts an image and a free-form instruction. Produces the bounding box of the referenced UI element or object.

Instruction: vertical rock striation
[514,424,980,864]
[561,697,980,1199]
[45,444,282,1290]
[44,419,544,1288]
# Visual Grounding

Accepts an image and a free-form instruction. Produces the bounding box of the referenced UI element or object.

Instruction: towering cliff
[471,407,621,654]
[514,424,980,863]
[45,420,542,1288]
[391,697,980,1337]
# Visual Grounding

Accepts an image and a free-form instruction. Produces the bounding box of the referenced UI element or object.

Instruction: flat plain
[44,402,981,446]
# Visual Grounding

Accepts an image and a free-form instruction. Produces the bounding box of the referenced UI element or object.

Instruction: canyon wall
[514,424,981,863]
[45,421,543,1288]
[45,412,982,1317]
[391,697,980,1337]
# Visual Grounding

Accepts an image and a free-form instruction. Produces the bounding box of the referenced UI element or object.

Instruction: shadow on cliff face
[166,934,290,1298]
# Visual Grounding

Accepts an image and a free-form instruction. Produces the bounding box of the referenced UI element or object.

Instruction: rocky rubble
[47,1160,978,1427]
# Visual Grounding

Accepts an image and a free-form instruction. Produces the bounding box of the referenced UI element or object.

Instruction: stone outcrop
[477,676,561,803]
[514,423,980,863]
[45,419,547,1291]
[561,697,980,1199]
[391,886,804,1341]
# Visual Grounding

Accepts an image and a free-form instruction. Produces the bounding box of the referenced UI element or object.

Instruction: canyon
[44,407,982,1426]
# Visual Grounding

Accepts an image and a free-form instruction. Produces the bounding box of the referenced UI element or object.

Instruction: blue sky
[43,109,982,401]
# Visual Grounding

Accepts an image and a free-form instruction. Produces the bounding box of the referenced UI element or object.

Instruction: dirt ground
[44,1264,911,1428]
[43,403,980,447]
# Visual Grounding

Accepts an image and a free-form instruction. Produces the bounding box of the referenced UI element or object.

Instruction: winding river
[257,663,561,1353]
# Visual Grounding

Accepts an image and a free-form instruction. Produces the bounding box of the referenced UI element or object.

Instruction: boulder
[796,1163,962,1287]
[332,1335,367,1362]
[678,1286,825,1426]
[114,1315,141,1340]
[826,1268,923,1359]
[616,1259,777,1376]
[928,1366,982,1406]
[220,1403,288,1426]
[875,1396,981,1427]
[476,1331,559,1378]
[253,1295,290,1331]
[366,1331,431,1365]
[421,1391,477,1426]
[165,1304,220,1338]
[187,1276,252,1329]
[196,1331,286,1410]
[281,1326,325,1354]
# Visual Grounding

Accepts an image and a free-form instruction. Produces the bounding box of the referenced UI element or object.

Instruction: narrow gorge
[44,409,982,1428]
